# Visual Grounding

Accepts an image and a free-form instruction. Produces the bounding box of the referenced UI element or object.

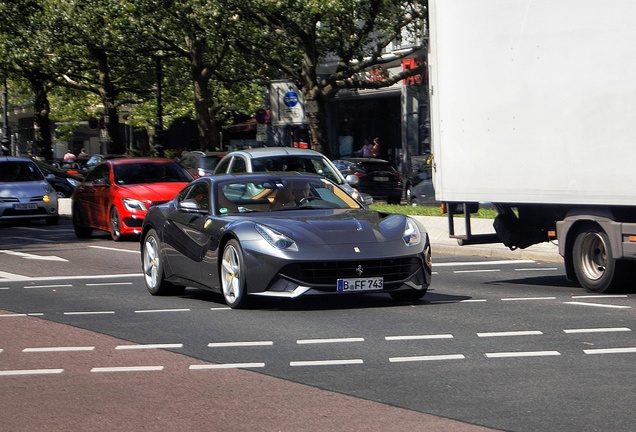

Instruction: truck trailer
[428,0,636,292]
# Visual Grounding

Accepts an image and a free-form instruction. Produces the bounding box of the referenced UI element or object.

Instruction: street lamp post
[1,78,10,155]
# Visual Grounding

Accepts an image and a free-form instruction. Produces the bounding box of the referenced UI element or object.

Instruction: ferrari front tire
[221,239,249,309]
[143,229,183,296]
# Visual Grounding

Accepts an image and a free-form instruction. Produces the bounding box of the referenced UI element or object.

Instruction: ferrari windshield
[216,176,362,214]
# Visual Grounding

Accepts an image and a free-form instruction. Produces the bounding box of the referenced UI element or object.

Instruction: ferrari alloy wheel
[221,239,249,309]
[110,206,122,241]
[142,229,183,296]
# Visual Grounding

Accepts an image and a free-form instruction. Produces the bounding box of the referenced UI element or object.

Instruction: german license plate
[337,277,384,292]
[374,176,389,182]
[14,203,38,210]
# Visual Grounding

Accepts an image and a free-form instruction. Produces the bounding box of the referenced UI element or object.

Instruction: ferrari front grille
[280,257,421,286]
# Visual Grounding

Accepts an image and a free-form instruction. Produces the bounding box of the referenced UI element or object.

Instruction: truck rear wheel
[572,226,625,293]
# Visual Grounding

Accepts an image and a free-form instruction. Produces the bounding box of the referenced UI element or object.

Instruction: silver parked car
[213,147,370,204]
[0,156,59,225]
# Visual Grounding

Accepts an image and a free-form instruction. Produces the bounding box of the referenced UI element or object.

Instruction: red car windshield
[113,162,192,185]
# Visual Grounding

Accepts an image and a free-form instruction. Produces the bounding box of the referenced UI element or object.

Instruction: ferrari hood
[251,210,411,245]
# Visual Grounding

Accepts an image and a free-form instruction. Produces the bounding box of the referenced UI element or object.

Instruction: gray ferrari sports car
[141,172,432,308]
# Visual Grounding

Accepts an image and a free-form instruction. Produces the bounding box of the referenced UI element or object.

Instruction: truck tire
[572,226,625,293]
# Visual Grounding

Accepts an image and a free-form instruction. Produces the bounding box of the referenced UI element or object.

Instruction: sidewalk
[58,198,562,263]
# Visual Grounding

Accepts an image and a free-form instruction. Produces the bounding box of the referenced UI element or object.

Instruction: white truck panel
[429,0,636,205]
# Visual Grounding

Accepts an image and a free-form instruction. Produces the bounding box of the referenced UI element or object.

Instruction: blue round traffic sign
[283,91,299,108]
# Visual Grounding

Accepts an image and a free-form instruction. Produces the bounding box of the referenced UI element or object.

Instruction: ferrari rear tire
[110,206,123,241]
[143,229,184,296]
[221,239,249,309]
[390,289,426,302]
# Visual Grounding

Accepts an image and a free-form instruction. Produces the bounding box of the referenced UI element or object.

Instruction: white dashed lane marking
[0,369,64,376]
[389,354,465,363]
[485,351,561,358]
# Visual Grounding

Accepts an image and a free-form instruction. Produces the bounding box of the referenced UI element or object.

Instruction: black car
[332,157,403,204]
[404,155,433,202]
[32,159,84,198]
[140,172,431,309]
[179,150,226,177]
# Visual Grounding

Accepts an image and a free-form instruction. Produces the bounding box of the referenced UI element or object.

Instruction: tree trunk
[189,38,218,150]
[306,96,330,158]
[91,47,123,154]
[105,106,121,154]
[31,77,53,161]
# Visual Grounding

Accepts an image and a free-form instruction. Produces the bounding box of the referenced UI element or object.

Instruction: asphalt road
[0,218,634,431]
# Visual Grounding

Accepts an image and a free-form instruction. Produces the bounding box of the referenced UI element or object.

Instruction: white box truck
[428,0,636,292]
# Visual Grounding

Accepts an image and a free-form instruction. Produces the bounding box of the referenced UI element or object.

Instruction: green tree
[227,0,427,156]
[47,0,160,154]
[130,0,264,150]
[0,0,61,160]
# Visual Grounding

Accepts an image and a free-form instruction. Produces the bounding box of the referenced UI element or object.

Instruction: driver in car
[271,180,311,209]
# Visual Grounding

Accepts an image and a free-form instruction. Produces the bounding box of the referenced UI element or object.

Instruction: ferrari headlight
[403,219,421,246]
[123,198,148,212]
[255,224,298,251]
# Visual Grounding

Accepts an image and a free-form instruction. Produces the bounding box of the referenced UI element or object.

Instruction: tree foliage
[225,0,427,155]
[0,0,426,156]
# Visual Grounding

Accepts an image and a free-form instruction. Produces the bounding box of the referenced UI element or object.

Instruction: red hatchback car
[71,158,193,240]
